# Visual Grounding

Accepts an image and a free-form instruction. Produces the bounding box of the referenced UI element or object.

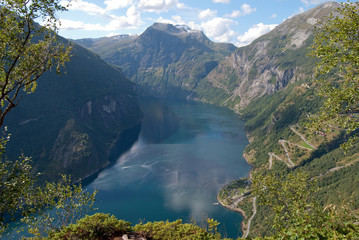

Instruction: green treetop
[0,0,71,128]
[309,1,359,149]
[0,1,98,238]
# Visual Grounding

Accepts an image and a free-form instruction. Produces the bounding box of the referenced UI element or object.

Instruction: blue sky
[57,0,347,46]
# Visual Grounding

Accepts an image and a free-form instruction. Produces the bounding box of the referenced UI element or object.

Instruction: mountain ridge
[5,39,143,182]
[74,22,237,98]
[193,1,340,112]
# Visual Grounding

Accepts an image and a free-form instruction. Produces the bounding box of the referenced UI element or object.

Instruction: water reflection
[139,98,180,144]
[88,98,251,238]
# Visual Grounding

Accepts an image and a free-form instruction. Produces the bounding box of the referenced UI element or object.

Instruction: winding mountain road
[290,126,317,150]
[238,126,319,236]
[279,140,295,167]
[243,197,257,239]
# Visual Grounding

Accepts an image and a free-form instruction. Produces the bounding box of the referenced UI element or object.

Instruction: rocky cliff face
[194,2,339,112]
[75,23,236,98]
[5,43,143,182]
[47,93,141,181]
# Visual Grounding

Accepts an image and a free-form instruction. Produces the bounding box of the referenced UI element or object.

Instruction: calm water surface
[87,98,251,238]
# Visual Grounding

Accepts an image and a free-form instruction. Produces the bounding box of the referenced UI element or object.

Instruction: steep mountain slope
[75,23,236,98]
[210,2,359,237]
[236,78,359,237]
[4,41,143,182]
[194,2,339,112]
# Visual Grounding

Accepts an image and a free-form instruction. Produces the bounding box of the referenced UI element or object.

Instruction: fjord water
[87,98,251,238]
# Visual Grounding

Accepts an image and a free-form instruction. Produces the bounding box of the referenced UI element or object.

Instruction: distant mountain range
[74,23,236,98]
[73,2,334,111]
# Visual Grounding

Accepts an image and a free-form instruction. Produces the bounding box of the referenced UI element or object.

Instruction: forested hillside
[4,41,143,182]
[216,2,359,237]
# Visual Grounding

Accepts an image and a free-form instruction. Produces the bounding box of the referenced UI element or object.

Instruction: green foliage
[22,175,97,238]
[0,0,71,127]
[134,219,224,240]
[48,213,131,240]
[195,80,231,106]
[217,2,359,238]
[45,215,235,240]
[308,1,359,150]
[206,218,220,236]
[252,171,323,237]
[0,136,97,238]
[0,131,35,235]
[273,104,300,132]
[251,170,359,239]
[218,178,251,204]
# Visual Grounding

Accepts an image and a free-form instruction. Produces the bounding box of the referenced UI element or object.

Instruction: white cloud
[240,3,255,16]
[212,0,230,3]
[104,0,133,11]
[198,9,217,20]
[58,19,103,30]
[105,6,142,30]
[288,6,305,19]
[225,4,256,18]
[236,23,277,47]
[201,17,237,43]
[155,15,188,26]
[172,15,184,23]
[137,0,179,13]
[59,5,142,31]
[301,0,330,6]
[187,21,201,30]
[61,0,106,15]
[155,16,181,26]
[271,13,277,18]
[62,0,134,13]
[225,10,240,18]
[176,2,186,9]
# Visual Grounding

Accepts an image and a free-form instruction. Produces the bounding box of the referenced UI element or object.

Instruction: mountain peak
[174,24,192,31]
[150,22,200,35]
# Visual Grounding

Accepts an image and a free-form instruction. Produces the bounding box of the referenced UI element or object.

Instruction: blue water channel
[87,98,251,238]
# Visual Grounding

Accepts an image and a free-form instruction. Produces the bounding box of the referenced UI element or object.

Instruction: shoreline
[216,127,255,237]
[217,193,248,237]
[217,195,247,217]
[79,123,142,186]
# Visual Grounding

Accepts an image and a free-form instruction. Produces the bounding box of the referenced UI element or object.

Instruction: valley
[2,0,358,238]
[74,2,359,238]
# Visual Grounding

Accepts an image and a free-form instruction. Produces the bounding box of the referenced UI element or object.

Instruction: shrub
[49,213,131,240]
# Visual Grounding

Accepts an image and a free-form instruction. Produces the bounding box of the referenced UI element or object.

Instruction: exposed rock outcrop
[194,2,339,112]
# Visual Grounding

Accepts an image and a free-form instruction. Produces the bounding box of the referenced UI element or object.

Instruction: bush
[134,219,224,240]
[49,213,131,240]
